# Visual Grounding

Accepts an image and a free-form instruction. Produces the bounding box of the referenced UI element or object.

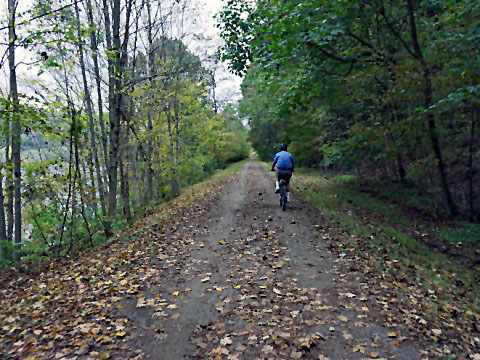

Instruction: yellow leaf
[370,352,379,358]
[215,287,223,291]
[115,331,126,337]
[258,285,267,289]
[172,291,180,296]
[387,332,397,338]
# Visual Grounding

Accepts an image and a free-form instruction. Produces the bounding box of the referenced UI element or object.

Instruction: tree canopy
[218,0,480,219]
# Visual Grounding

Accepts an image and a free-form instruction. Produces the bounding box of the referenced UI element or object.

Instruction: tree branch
[378,0,419,60]
[0,1,82,31]
[305,41,353,64]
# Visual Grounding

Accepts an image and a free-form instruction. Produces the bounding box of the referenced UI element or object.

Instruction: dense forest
[0,0,250,265]
[218,0,479,220]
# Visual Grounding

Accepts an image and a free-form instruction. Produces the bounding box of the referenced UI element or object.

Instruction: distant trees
[218,0,480,219]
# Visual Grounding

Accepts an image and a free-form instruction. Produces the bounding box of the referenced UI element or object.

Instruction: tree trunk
[103,0,118,218]
[105,0,133,218]
[166,110,178,196]
[120,104,132,221]
[0,171,8,260]
[468,107,477,221]
[5,116,13,244]
[174,98,181,194]
[144,1,155,202]
[86,0,109,170]
[76,0,112,237]
[8,0,22,261]
[397,155,406,181]
[406,0,458,216]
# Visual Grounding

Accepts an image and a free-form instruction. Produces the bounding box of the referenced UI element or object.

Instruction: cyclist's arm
[271,161,276,171]
[272,155,278,171]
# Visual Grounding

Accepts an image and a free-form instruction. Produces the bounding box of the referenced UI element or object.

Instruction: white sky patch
[0,0,243,105]
[185,0,242,106]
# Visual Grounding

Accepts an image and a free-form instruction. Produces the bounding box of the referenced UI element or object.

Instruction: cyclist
[271,144,294,202]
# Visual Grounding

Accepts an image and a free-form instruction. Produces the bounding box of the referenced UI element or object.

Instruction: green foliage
[219,0,480,218]
[131,56,250,198]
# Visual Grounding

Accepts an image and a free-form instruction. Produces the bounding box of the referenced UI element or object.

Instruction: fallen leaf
[352,344,365,353]
[291,350,302,359]
[262,345,273,353]
[220,336,233,346]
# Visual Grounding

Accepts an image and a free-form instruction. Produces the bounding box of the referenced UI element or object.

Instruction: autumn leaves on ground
[1,161,479,359]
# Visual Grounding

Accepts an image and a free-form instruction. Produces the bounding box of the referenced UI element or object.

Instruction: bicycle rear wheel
[280,181,287,211]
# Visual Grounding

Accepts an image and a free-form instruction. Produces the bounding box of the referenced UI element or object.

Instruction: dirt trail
[120,161,423,359]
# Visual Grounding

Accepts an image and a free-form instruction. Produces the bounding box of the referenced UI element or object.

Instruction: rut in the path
[121,161,424,359]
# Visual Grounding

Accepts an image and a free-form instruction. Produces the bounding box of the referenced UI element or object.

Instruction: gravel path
[120,161,423,359]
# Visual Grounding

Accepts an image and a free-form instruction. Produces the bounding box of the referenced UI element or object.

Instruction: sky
[0,0,243,104]
[188,0,243,105]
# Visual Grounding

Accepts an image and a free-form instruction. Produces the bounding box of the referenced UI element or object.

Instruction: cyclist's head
[279,143,287,151]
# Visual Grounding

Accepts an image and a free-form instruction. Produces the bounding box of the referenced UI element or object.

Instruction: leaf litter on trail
[0,169,240,359]
[4,163,479,359]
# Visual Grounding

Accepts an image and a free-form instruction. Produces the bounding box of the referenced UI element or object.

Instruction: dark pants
[276,169,292,184]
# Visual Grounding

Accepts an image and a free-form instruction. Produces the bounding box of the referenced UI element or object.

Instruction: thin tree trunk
[5,118,13,243]
[397,155,406,181]
[86,0,109,169]
[0,171,8,260]
[468,107,477,221]
[58,105,76,256]
[174,98,181,193]
[406,0,458,216]
[144,1,155,202]
[105,0,133,218]
[8,0,22,261]
[166,109,178,196]
[120,106,132,221]
[102,0,118,217]
[76,0,112,236]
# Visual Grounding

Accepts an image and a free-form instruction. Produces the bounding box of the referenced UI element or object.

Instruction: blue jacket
[273,151,294,171]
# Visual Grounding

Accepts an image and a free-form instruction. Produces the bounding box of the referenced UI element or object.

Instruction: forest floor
[1,160,479,359]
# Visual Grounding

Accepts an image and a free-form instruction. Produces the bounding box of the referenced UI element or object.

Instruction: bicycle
[279,179,288,211]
